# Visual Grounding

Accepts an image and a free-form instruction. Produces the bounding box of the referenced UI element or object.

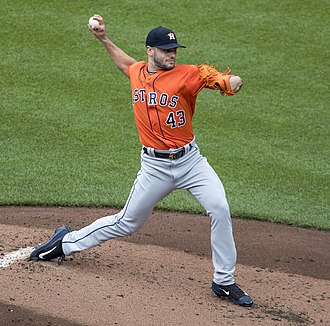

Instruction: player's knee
[208,200,230,220]
[117,215,147,235]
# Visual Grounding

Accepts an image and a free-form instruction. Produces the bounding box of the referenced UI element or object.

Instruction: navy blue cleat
[29,226,72,263]
[212,282,253,307]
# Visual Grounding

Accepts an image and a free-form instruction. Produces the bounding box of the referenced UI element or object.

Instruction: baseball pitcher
[30,14,253,307]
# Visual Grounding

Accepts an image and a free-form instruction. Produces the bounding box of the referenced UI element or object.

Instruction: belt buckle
[169,152,176,160]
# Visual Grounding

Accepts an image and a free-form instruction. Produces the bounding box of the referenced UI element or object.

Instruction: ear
[146,46,154,56]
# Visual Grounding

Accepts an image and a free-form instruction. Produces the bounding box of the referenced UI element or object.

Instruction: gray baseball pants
[62,141,237,285]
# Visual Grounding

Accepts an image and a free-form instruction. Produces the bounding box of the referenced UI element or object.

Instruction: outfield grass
[0,0,329,229]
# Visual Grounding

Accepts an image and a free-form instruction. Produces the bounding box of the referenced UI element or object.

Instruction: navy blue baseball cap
[146,26,186,49]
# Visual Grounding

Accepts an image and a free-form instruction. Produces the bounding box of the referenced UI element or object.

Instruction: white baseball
[89,17,100,29]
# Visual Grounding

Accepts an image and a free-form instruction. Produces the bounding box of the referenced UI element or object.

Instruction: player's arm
[88,15,137,77]
[198,64,243,96]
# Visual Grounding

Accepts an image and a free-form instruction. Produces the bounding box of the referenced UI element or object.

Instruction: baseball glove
[198,64,235,96]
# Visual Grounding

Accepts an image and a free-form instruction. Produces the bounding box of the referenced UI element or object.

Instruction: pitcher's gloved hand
[198,64,242,96]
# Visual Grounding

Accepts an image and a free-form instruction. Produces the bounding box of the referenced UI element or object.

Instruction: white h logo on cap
[167,32,175,40]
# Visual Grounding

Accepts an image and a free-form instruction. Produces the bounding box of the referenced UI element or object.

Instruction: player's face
[150,47,177,71]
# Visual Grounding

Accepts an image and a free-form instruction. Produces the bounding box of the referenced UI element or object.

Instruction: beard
[153,53,175,70]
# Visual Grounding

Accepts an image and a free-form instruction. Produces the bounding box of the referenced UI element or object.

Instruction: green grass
[0,0,329,229]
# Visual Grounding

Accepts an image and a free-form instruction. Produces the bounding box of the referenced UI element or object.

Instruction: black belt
[143,144,192,160]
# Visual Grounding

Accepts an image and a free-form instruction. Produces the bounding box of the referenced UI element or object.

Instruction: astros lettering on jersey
[128,62,206,150]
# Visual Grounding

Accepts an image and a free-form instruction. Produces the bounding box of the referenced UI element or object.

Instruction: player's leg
[173,147,236,285]
[177,150,253,306]
[62,162,175,255]
[30,154,175,261]
[182,157,236,285]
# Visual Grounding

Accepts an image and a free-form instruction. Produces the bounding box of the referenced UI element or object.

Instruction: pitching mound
[0,207,329,325]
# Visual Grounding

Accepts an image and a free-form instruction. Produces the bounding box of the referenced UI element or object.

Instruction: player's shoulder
[131,61,147,68]
[172,64,200,77]
[128,61,147,76]
[174,64,199,72]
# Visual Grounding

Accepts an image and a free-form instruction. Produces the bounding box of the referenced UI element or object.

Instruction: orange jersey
[127,61,206,150]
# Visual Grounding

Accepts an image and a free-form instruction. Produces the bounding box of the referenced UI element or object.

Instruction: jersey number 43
[165,110,186,129]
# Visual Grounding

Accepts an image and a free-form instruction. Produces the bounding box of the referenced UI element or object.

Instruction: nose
[168,51,176,58]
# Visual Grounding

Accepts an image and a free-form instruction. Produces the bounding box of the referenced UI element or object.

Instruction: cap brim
[156,43,186,49]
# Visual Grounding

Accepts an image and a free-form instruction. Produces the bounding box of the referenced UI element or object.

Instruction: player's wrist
[99,35,111,43]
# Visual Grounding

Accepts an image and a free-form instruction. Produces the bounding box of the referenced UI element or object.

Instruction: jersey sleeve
[184,65,207,97]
